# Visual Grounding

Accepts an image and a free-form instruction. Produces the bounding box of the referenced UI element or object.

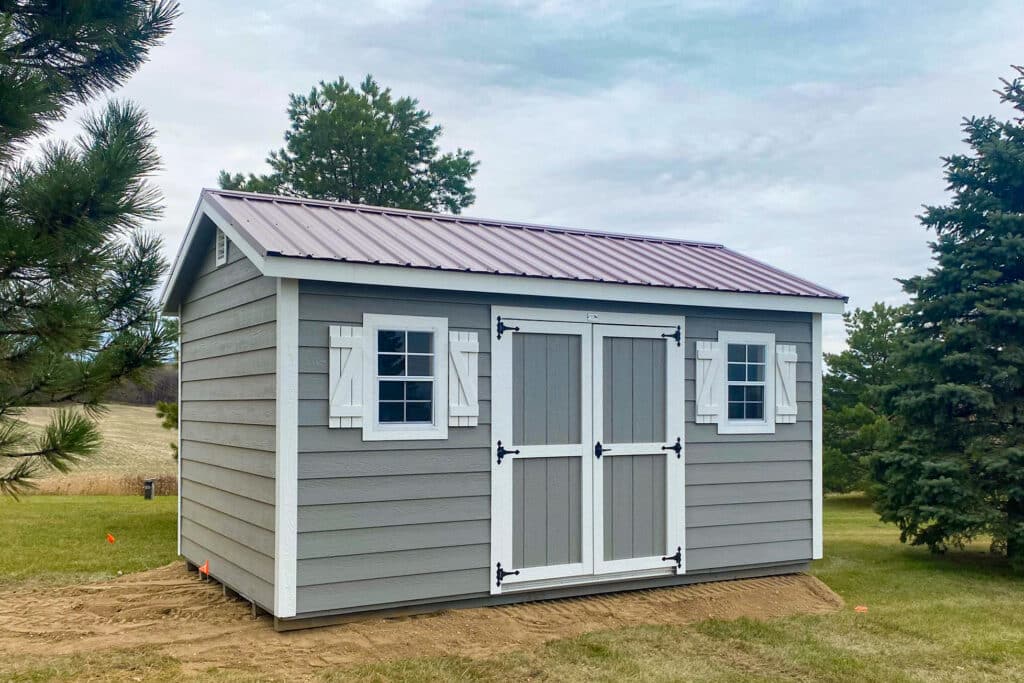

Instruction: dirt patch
[0,563,843,679]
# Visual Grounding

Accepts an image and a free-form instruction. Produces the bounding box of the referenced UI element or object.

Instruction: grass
[1,494,1023,681]
[0,495,178,585]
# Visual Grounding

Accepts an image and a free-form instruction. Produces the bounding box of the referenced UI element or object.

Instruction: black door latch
[661,325,681,346]
[496,440,519,464]
[594,441,612,458]
[661,437,682,458]
[496,562,519,587]
[496,316,520,340]
[662,546,682,569]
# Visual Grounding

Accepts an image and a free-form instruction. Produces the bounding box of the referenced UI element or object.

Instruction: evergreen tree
[220,75,479,213]
[823,304,904,492]
[872,67,1024,568]
[1,1,180,494]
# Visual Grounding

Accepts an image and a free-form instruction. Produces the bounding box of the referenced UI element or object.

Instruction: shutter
[775,344,798,424]
[448,331,479,427]
[695,340,723,424]
[328,325,363,428]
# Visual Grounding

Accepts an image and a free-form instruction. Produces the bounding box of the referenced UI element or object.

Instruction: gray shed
[161,189,846,630]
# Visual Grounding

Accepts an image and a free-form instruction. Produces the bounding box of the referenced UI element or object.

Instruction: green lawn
[1,494,1022,681]
[0,495,177,585]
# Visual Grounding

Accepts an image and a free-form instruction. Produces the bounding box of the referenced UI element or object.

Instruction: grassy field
[1,495,1022,681]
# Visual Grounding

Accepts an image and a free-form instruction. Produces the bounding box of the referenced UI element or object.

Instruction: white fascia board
[259,255,846,315]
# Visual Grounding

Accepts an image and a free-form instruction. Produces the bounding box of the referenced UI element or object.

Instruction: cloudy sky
[55,1,1024,350]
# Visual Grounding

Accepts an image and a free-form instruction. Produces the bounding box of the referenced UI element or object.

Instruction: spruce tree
[872,67,1024,568]
[1,1,180,494]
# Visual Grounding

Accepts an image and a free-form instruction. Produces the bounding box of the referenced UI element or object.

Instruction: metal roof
[200,188,845,301]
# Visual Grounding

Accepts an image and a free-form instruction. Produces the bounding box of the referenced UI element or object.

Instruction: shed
[161,188,846,630]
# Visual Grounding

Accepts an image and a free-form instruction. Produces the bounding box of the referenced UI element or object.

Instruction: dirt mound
[0,563,843,679]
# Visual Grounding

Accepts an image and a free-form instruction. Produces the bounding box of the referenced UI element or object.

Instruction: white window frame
[361,313,448,441]
[717,330,776,435]
[215,228,228,266]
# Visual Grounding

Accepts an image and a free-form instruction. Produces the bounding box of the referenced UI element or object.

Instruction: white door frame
[592,323,686,575]
[489,306,686,595]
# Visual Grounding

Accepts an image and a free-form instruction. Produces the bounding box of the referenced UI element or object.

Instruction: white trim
[493,306,683,326]
[361,314,449,441]
[176,304,182,557]
[812,313,823,560]
[274,278,299,618]
[215,229,228,266]
[716,330,777,435]
[500,566,675,593]
[592,323,686,576]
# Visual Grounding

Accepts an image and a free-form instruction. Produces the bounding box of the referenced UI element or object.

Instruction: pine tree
[220,75,479,213]
[872,66,1024,568]
[1,1,180,494]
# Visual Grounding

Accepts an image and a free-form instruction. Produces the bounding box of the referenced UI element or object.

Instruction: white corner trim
[274,278,299,618]
[716,330,777,435]
[360,313,449,441]
[176,304,183,557]
[812,313,824,560]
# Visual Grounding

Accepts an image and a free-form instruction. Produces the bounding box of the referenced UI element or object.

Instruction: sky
[51,0,1024,351]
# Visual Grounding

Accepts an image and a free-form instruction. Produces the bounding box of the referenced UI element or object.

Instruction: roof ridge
[203,188,726,249]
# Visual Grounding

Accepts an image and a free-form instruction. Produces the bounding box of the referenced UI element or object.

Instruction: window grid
[376,330,435,424]
[727,343,766,421]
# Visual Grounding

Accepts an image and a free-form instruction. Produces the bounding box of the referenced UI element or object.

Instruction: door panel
[513,334,582,445]
[603,454,667,561]
[602,337,667,443]
[513,457,582,567]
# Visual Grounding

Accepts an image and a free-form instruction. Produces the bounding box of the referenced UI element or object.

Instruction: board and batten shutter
[775,343,799,424]
[695,340,723,424]
[448,330,479,427]
[328,325,363,428]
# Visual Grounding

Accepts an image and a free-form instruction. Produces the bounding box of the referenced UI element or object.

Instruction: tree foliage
[823,304,904,492]
[1,1,179,494]
[220,75,479,213]
[872,67,1024,569]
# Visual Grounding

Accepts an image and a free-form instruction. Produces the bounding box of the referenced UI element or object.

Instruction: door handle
[595,442,612,458]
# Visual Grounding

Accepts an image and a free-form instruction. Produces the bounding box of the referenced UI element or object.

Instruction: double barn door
[490,308,685,593]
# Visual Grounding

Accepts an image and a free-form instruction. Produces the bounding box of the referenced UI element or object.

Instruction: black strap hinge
[496,316,519,340]
[661,437,682,458]
[496,440,519,464]
[661,325,681,346]
[662,546,682,569]
[496,562,519,587]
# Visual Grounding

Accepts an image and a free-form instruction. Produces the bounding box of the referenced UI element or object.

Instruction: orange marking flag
[106,533,116,544]
[199,559,209,575]
[854,605,868,613]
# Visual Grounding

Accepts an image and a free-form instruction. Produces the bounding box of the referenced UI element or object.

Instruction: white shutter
[775,344,798,424]
[328,325,363,428]
[448,331,479,427]
[695,340,723,424]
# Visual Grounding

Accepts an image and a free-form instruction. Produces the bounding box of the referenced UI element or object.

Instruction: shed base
[273,560,810,632]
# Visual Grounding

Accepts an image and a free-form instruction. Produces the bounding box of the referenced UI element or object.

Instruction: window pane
[379,381,404,400]
[728,402,744,419]
[728,364,746,382]
[405,401,432,422]
[746,401,764,420]
[407,331,432,353]
[378,354,405,376]
[747,345,765,363]
[378,402,404,422]
[728,385,745,402]
[746,385,764,403]
[407,354,432,376]
[747,364,765,382]
[378,330,405,353]
[405,381,433,401]
[728,344,745,363]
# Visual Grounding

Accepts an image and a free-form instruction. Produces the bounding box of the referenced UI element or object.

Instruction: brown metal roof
[202,189,846,301]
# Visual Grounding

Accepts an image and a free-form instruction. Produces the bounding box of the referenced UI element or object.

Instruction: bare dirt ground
[20,404,176,494]
[0,562,843,680]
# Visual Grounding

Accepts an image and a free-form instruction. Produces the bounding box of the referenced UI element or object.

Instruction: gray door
[491,320,594,586]
[593,324,685,574]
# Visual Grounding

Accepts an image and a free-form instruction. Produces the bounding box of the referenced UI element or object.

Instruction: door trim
[592,323,687,576]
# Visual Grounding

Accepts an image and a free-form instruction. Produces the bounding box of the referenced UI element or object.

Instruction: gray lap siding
[178,233,276,610]
[293,282,815,616]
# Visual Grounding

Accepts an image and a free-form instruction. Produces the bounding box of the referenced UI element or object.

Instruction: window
[717,330,775,434]
[362,314,448,441]
[215,229,228,266]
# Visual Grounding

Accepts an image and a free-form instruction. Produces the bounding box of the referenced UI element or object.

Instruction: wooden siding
[178,230,276,611]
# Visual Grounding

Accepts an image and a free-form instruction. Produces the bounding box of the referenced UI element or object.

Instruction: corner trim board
[176,304,183,556]
[811,313,823,559]
[275,278,299,617]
